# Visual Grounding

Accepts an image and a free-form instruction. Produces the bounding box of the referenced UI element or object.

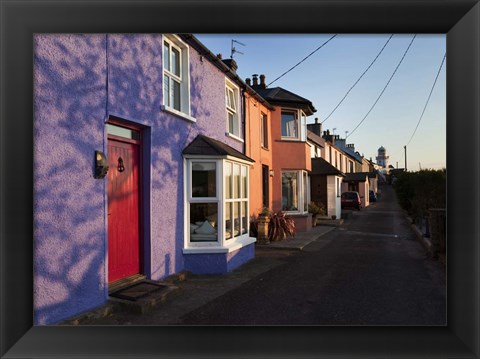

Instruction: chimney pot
[246,78,251,86]
[315,118,319,124]
[252,74,259,86]
[260,74,266,87]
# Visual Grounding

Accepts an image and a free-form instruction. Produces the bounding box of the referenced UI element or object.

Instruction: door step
[108,279,179,315]
[108,274,147,294]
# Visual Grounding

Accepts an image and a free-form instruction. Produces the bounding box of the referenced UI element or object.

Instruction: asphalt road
[180,184,447,325]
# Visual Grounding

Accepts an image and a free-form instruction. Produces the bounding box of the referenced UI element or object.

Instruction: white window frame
[281,170,310,214]
[162,34,193,121]
[260,112,269,149]
[225,78,242,139]
[185,160,222,247]
[184,156,254,254]
[224,160,249,242]
[281,108,307,141]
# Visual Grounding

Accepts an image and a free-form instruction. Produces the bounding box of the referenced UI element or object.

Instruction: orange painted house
[248,74,316,232]
[244,87,276,217]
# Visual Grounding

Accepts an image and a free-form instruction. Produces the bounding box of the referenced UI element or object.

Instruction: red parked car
[341,191,362,210]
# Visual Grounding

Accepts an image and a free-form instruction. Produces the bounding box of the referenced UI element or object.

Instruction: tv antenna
[231,39,245,59]
[332,127,337,134]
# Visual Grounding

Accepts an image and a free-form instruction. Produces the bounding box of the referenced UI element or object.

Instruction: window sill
[225,132,244,143]
[277,138,307,143]
[283,212,311,217]
[161,105,197,123]
[183,235,256,254]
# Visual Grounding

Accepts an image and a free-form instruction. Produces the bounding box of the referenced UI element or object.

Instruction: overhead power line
[267,34,338,87]
[322,34,394,124]
[346,34,417,139]
[406,53,446,147]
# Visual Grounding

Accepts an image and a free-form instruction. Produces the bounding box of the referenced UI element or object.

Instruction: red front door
[107,135,141,283]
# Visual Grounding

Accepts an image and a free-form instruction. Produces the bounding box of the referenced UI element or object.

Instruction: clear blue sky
[195,34,446,171]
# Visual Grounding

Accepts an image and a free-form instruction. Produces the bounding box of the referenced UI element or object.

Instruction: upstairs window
[281,109,307,141]
[163,35,190,117]
[261,113,269,149]
[226,79,241,138]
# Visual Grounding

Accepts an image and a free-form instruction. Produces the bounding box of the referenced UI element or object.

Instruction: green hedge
[393,169,446,223]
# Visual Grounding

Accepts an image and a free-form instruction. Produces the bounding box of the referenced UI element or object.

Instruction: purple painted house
[33,34,256,325]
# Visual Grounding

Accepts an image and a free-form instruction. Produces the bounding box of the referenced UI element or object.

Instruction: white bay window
[185,157,253,251]
[281,109,307,141]
[282,170,310,214]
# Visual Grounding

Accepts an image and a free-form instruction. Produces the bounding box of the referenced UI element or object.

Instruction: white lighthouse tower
[376,146,389,172]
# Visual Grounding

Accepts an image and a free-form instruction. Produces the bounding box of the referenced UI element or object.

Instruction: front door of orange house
[107,124,141,283]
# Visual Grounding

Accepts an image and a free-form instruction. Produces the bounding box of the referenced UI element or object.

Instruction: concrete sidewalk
[266,225,336,250]
[63,224,337,325]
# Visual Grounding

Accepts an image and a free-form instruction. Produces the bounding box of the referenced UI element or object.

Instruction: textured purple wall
[34,35,108,325]
[34,34,245,325]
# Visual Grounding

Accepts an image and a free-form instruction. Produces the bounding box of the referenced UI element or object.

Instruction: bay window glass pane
[172,80,181,111]
[241,201,248,234]
[225,162,233,199]
[300,112,307,141]
[225,203,232,240]
[234,202,240,237]
[282,171,298,211]
[172,47,180,76]
[189,203,218,242]
[233,164,240,199]
[163,41,170,70]
[192,162,216,197]
[241,165,247,199]
[281,111,298,138]
[164,75,170,107]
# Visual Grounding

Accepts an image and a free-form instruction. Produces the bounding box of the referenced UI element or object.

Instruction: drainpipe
[242,89,247,155]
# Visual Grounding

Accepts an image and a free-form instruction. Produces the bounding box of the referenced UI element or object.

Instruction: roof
[344,172,369,182]
[253,86,316,115]
[311,157,345,177]
[368,171,378,178]
[183,135,255,163]
[178,34,275,111]
[307,130,325,148]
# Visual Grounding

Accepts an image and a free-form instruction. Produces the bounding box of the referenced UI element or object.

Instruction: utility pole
[404,145,407,172]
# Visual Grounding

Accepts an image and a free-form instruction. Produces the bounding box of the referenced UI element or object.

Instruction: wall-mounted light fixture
[94,151,109,179]
[269,170,275,177]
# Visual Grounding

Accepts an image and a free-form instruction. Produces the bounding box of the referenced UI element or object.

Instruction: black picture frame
[1,0,478,358]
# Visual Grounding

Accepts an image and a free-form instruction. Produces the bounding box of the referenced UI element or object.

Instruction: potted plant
[268,211,296,241]
[308,201,326,226]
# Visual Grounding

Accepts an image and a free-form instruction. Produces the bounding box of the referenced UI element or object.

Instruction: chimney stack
[307,117,322,136]
[222,58,238,73]
[322,129,335,144]
[259,74,266,88]
[252,74,259,86]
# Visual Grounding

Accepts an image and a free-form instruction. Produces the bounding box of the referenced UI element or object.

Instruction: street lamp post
[404,145,407,172]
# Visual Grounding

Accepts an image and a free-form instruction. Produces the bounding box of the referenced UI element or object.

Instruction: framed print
[1,0,479,358]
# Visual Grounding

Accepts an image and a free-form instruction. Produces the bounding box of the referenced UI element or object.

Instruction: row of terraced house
[34,33,378,324]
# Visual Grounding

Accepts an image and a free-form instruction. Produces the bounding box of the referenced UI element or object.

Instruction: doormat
[109,281,168,302]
